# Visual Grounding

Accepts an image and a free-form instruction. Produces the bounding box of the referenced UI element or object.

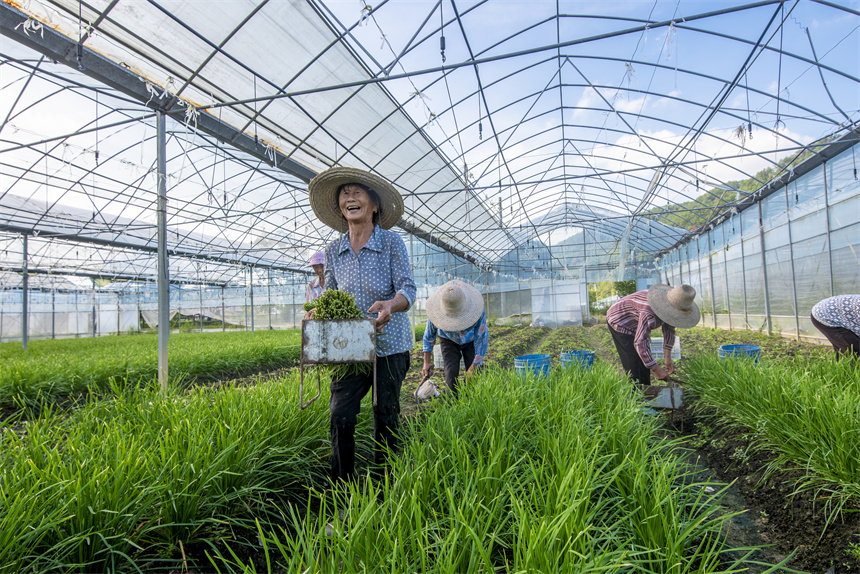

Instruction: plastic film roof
[2,0,859,283]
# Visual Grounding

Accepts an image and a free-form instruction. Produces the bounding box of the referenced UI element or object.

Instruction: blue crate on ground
[514,354,551,378]
[718,344,761,363]
[560,350,595,370]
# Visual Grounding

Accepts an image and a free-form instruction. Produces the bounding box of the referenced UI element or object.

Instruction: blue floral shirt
[324,226,416,357]
[422,311,489,367]
[812,295,860,335]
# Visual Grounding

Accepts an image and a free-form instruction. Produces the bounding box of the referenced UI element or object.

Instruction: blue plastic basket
[514,354,551,378]
[718,344,761,363]
[560,350,595,370]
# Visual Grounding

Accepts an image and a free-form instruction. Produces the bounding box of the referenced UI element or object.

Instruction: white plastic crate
[650,336,681,361]
[433,344,466,370]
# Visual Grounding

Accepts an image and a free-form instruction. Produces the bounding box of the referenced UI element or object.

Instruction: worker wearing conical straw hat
[606,284,700,387]
[421,279,488,398]
[306,166,416,485]
[304,251,325,303]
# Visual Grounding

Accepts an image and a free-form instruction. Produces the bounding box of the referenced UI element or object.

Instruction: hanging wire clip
[15,17,44,38]
[359,4,372,26]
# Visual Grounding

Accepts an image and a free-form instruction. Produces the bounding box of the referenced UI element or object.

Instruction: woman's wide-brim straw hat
[426,280,485,332]
[308,167,403,231]
[647,284,701,329]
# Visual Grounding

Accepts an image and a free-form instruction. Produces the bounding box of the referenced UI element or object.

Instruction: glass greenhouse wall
[658,143,860,343]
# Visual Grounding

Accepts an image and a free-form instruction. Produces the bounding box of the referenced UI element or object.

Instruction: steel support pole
[267,268,272,330]
[722,227,732,331]
[92,279,97,338]
[822,163,834,297]
[410,233,415,337]
[244,268,249,330]
[516,244,522,319]
[708,230,717,329]
[785,190,801,340]
[250,267,255,333]
[22,233,28,350]
[740,225,749,330]
[758,201,772,335]
[199,281,204,332]
[221,285,226,332]
[156,111,169,391]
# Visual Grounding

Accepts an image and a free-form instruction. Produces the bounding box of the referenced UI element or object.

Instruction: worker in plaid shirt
[606,284,700,387]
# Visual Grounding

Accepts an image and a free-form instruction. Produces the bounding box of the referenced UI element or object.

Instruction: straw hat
[647,284,701,329]
[426,280,485,332]
[307,167,403,231]
[306,251,324,267]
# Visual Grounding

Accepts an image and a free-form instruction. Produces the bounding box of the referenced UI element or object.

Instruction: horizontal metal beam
[0,266,228,287]
[0,224,312,276]
[1,2,317,183]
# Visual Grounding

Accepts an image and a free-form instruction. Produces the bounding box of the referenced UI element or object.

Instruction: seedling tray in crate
[300,318,377,409]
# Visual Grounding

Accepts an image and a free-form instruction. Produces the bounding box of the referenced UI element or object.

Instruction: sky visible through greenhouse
[1,0,859,287]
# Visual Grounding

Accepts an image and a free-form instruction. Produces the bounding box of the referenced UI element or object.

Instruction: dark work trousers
[811,315,860,360]
[439,336,476,398]
[329,351,410,483]
[608,324,651,387]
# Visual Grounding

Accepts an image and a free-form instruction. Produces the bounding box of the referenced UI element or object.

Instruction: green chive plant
[684,354,860,527]
[214,363,758,573]
[0,371,332,573]
[0,330,302,409]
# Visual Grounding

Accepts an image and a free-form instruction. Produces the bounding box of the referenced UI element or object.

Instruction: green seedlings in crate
[304,290,373,379]
[303,289,364,320]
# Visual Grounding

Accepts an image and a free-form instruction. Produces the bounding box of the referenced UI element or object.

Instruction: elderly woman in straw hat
[306,166,416,484]
[304,251,326,303]
[421,280,488,398]
[606,284,700,387]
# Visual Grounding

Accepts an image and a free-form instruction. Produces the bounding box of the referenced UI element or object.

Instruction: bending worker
[421,280,488,398]
[305,251,325,302]
[606,284,700,386]
[306,166,416,483]
[810,294,860,360]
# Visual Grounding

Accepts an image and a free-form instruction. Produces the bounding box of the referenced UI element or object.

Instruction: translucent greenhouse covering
[1,0,859,345]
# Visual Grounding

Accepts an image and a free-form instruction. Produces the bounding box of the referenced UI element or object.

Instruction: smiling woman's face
[338,184,376,226]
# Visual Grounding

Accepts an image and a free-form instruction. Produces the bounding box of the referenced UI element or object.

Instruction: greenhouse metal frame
[2,1,859,376]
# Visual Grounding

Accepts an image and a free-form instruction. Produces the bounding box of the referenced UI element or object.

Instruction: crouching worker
[810,294,860,361]
[607,284,700,387]
[421,280,488,398]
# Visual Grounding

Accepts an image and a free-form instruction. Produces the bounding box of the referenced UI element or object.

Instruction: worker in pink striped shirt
[606,284,700,387]
[305,251,325,303]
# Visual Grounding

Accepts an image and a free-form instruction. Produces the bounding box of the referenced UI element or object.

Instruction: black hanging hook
[440,2,446,63]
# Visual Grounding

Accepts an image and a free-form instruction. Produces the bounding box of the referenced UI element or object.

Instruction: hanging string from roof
[478,95,483,140]
[440,2,446,63]
[744,70,753,139]
[94,91,99,165]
